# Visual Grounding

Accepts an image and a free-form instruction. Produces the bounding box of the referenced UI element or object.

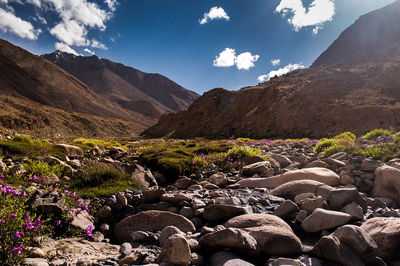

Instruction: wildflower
[86,225,94,238]
[77,199,83,206]
[23,215,30,221]
[11,244,24,255]
[14,231,23,239]
[0,220,5,225]
[11,213,17,219]
[83,205,89,212]
[0,174,4,180]
[2,212,7,216]
[56,220,61,226]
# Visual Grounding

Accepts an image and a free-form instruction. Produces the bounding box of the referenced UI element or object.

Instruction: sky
[0,0,396,94]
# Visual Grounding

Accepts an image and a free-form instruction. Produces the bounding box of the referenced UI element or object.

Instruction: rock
[29,247,46,258]
[70,212,93,231]
[132,167,158,188]
[180,206,194,219]
[23,258,49,266]
[209,173,228,187]
[55,144,83,157]
[322,158,347,167]
[208,251,255,266]
[328,188,360,210]
[270,153,293,168]
[120,242,132,257]
[192,199,206,210]
[341,202,364,220]
[174,177,197,189]
[9,164,27,176]
[241,161,274,177]
[294,193,315,204]
[89,231,104,242]
[130,231,149,242]
[267,258,302,266]
[199,228,259,257]
[0,161,6,173]
[273,200,299,218]
[373,165,400,206]
[225,214,302,256]
[304,160,329,169]
[142,189,165,203]
[271,180,334,199]
[361,159,384,172]
[31,193,67,216]
[159,226,184,246]
[118,254,139,265]
[301,208,351,232]
[116,192,128,207]
[329,152,347,160]
[157,234,191,266]
[114,210,195,243]
[203,204,253,221]
[361,217,400,260]
[300,196,324,213]
[161,193,193,205]
[96,205,113,221]
[238,167,340,188]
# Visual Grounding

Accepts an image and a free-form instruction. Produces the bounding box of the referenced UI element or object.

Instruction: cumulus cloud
[50,20,89,46]
[271,59,281,66]
[213,48,259,70]
[84,48,95,55]
[200,6,230,24]
[104,0,118,11]
[276,0,335,33]
[91,39,108,50]
[55,42,80,55]
[258,63,305,82]
[0,8,41,39]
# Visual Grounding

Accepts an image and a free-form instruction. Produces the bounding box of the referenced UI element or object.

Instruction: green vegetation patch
[361,129,394,140]
[0,138,66,159]
[72,138,127,152]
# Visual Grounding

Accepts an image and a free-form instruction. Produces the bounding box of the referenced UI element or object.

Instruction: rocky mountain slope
[42,52,199,119]
[144,1,400,139]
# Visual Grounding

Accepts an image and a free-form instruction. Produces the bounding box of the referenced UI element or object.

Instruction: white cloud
[258,63,305,82]
[271,59,281,66]
[0,8,40,39]
[84,48,95,55]
[200,6,230,24]
[26,0,41,7]
[213,48,236,68]
[213,48,259,70]
[276,0,335,33]
[50,20,89,46]
[235,52,260,71]
[91,39,108,50]
[104,0,118,11]
[37,15,47,24]
[55,42,80,55]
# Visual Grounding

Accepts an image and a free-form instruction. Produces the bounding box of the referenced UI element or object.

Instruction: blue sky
[0,0,395,94]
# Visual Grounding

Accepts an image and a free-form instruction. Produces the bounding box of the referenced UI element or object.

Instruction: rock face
[373,165,400,205]
[113,210,195,243]
[361,217,400,260]
[143,2,400,139]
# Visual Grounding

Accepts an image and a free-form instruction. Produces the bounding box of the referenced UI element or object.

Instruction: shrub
[314,139,336,153]
[362,129,394,140]
[12,135,33,144]
[334,132,356,140]
[227,145,263,159]
[22,160,64,178]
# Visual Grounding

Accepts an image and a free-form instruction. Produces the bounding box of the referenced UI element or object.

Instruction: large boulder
[361,217,400,260]
[373,165,400,206]
[157,234,191,266]
[238,168,339,189]
[114,210,195,243]
[225,214,302,256]
[301,208,351,232]
[271,180,334,199]
[131,165,158,188]
[269,153,293,168]
[203,204,253,221]
[327,188,360,210]
[55,144,83,157]
[199,228,259,257]
[241,161,274,177]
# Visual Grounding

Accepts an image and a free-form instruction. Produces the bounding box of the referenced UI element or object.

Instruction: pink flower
[56,220,61,226]
[14,231,23,239]
[0,220,5,225]
[11,244,24,254]
[11,213,17,219]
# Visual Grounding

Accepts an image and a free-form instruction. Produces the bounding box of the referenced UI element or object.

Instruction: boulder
[131,166,158,188]
[300,196,324,213]
[159,226,185,246]
[361,217,400,260]
[199,228,259,257]
[271,180,334,199]
[238,168,339,188]
[174,177,197,189]
[328,188,360,210]
[55,144,83,157]
[209,173,228,187]
[304,160,329,169]
[273,200,299,218]
[301,208,351,232]
[373,165,400,206]
[209,251,255,266]
[341,202,364,220]
[241,161,274,177]
[114,210,195,243]
[203,204,252,221]
[157,234,191,266]
[269,153,293,168]
[224,214,292,231]
[361,159,384,172]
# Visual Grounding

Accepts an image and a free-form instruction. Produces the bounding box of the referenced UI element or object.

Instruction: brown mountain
[42,52,199,119]
[0,38,154,137]
[144,1,400,139]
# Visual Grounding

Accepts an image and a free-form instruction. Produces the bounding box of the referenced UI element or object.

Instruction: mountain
[0,38,154,137]
[42,52,199,119]
[144,1,400,139]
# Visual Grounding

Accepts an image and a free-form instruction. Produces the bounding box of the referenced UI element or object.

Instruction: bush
[314,139,336,153]
[334,132,356,140]
[22,160,64,178]
[362,129,394,140]
[72,163,142,197]
[227,145,263,159]
[12,135,33,144]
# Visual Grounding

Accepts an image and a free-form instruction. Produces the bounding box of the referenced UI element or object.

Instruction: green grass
[0,139,66,159]
[22,159,64,178]
[12,134,33,144]
[361,129,394,140]
[72,138,128,152]
[227,145,264,159]
[314,132,356,156]
[71,163,143,197]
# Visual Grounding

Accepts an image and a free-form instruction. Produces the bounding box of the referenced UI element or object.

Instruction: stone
[180,206,194,219]
[157,234,191,266]
[130,231,149,242]
[114,210,195,243]
[361,159,384,172]
[267,258,302,266]
[294,193,315,204]
[203,204,253,221]
[328,188,360,210]
[96,205,113,221]
[120,242,132,257]
[132,167,158,188]
[241,161,274,177]
[322,158,347,167]
[0,161,6,173]
[29,247,46,258]
[341,202,364,220]
[174,177,197,189]
[361,217,400,260]
[70,212,94,231]
[142,189,165,203]
[373,165,400,205]
[199,228,259,257]
[238,167,340,189]
[118,254,139,265]
[209,251,255,266]
[23,258,49,266]
[116,192,128,207]
[161,193,193,205]
[209,173,228,187]
[271,180,334,199]
[273,200,299,218]
[159,226,184,246]
[224,213,293,231]
[55,144,83,157]
[300,196,324,213]
[270,153,293,168]
[301,208,351,232]
[192,199,206,210]
[304,160,329,169]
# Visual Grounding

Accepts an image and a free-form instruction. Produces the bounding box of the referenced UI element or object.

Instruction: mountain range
[144,0,400,139]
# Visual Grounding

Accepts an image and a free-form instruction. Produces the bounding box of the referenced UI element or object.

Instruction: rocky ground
[2,139,400,266]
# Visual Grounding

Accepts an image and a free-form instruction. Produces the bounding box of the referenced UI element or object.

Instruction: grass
[0,139,66,159]
[22,159,64,178]
[72,138,128,152]
[361,129,394,140]
[71,163,143,197]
